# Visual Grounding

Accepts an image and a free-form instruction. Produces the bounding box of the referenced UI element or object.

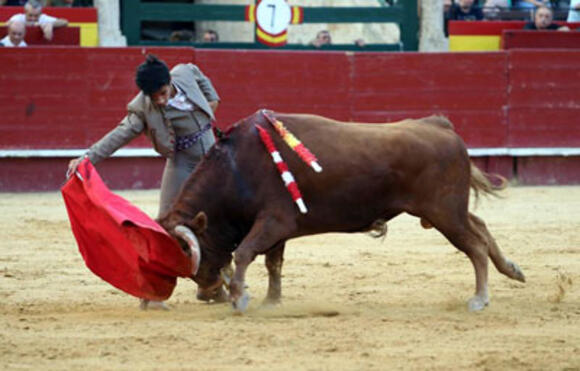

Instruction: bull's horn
[174,225,201,276]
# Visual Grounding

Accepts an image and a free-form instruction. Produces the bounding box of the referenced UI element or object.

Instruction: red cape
[61,159,193,301]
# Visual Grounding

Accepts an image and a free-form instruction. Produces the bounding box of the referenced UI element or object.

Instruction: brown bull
[158,110,525,312]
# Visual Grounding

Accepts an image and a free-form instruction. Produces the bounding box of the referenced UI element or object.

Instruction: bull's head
[164,212,231,303]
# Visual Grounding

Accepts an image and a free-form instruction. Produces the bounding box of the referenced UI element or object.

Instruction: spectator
[444,0,453,13]
[0,20,27,47]
[8,0,69,41]
[447,0,484,20]
[202,29,219,43]
[354,38,365,47]
[482,0,510,19]
[46,0,93,6]
[169,30,194,42]
[310,30,331,48]
[524,5,570,29]
[568,0,580,21]
[513,0,550,9]
[445,0,484,36]
[0,0,27,5]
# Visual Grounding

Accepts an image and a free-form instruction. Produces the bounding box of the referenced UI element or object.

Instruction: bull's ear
[191,211,208,233]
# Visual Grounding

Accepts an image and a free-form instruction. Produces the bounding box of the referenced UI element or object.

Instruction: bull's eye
[177,238,190,255]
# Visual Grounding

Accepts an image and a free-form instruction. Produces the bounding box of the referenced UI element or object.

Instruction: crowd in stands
[445,0,579,35]
[445,0,579,21]
[2,0,579,48]
[0,0,94,47]
[1,0,91,6]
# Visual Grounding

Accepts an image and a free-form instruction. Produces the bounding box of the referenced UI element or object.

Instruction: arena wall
[0,47,579,191]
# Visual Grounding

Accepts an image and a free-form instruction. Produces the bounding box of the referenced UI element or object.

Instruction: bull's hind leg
[469,213,525,283]
[424,209,491,311]
[428,210,524,311]
[263,241,286,306]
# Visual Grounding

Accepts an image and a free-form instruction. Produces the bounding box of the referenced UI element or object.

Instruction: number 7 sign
[246,0,303,47]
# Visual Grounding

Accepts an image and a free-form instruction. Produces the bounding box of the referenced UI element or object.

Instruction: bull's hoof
[232,291,250,313]
[506,259,526,283]
[261,297,282,308]
[139,299,169,311]
[197,286,229,303]
[212,286,230,303]
[467,296,489,312]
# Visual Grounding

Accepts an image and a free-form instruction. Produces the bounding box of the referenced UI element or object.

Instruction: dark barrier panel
[0,157,164,192]
[517,156,580,185]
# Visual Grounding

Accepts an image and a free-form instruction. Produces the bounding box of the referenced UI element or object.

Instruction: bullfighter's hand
[208,100,219,113]
[66,157,83,178]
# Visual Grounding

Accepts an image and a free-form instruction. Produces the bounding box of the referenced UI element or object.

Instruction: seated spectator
[354,38,365,47]
[169,30,194,42]
[482,0,510,19]
[447,0,484,21]
[46,0,93,6]
[202,29,219,43]
[445,0,484,36]
[513,0,550,9]
[0,0,27,5]
[0,20,27,47]
[8,0,69,41]
[309,30,332,48]
[568,0,580,22]
[444,0,453,13]
[524,5,570,29]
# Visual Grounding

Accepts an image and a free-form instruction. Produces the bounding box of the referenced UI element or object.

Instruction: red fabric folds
[61,159,192,301]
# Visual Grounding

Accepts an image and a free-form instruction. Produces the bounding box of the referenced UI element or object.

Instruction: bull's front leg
[230,217,289,312]
[263,241,286,306]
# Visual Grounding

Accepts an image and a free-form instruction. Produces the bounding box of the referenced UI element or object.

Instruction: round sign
[255,0,292,35]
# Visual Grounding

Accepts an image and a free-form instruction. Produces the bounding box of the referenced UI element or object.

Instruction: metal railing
[120,0,418,51]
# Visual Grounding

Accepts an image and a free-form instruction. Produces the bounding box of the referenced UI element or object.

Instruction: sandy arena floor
[0,186,579,370]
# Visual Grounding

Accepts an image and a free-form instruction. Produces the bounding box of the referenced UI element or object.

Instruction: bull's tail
[470,163,508,205]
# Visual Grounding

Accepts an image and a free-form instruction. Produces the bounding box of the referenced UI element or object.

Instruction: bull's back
[273,113,464,180]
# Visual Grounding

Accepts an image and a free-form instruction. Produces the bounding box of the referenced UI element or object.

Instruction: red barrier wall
[0,47,194,150]
[0,7,97,22]
[1,47,579,191]
[507,50,580,147]
[349,52,508,147]
[502,30,580,50]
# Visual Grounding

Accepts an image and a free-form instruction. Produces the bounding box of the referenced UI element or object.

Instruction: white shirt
[569,0,580,22]
[9,13,58,25]
[167,84,193,111]
[0,35,27,47]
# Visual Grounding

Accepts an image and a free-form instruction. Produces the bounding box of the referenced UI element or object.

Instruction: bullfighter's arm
[85,112,145,164]
[187,63,220,110]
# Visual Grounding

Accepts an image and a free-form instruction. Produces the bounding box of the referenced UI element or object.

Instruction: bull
[158,110,525,312]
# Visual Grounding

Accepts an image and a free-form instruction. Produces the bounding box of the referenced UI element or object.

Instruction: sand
[1,186,579,370]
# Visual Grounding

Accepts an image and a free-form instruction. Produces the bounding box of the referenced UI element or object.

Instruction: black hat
[135,54,170,95]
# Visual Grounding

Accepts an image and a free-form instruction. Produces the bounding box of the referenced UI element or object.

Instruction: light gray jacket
[86,63,219,163]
